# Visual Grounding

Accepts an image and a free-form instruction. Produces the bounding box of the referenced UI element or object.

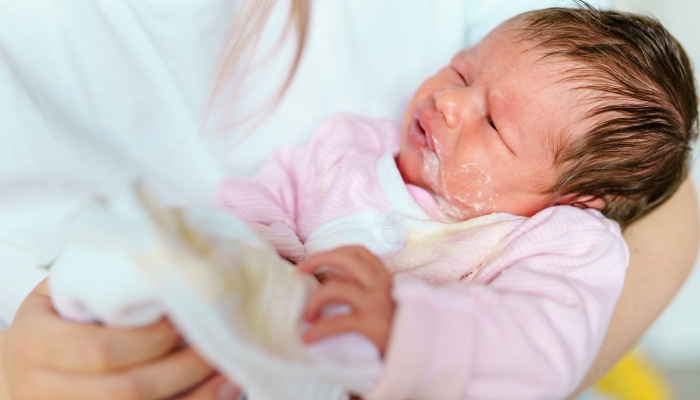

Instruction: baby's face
[397,21,585,221]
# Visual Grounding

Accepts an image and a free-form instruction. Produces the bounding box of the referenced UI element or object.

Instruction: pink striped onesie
[214,114,628,399]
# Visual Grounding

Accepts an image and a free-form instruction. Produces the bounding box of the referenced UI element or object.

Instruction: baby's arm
[374,209,626,400]
[302,208,627,400]
[214,147,306,262]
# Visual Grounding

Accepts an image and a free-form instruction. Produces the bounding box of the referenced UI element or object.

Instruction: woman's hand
[0,279,241,400]
[298,246,395,353]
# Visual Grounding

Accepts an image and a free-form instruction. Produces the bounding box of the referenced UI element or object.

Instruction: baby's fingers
[298,246,382,287]
[304,281,366,321]
[302,314,362,344]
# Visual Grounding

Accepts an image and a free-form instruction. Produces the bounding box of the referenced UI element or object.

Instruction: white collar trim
[376,151,432,220]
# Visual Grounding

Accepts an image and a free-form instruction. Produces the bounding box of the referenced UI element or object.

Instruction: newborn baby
[214,5,697,400]
[49,5,697,400]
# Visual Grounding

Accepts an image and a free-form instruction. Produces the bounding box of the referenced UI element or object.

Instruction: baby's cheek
[440,163,498,216]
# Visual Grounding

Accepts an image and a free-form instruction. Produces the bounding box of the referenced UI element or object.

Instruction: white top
[0,0,607,327]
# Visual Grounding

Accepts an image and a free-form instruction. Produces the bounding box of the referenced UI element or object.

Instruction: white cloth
[49,184,381,400]
[0,0,608,326]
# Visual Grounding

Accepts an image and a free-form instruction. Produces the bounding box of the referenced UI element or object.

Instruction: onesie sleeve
[214,146,308,262]
[214,114,398,262]
[366,207,628,400]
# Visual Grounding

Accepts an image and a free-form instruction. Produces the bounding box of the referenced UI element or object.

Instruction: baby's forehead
[451,22,563,76]
[450,19,599,164]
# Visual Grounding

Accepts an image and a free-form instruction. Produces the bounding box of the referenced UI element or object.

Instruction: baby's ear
[555,194,605,211]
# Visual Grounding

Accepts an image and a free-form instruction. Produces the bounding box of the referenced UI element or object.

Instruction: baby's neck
[405,184,479,223]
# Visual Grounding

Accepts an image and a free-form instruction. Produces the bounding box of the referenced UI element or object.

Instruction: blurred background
[606,1,700,398]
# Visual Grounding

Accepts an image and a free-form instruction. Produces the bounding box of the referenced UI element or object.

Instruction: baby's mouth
[407,117,435,153]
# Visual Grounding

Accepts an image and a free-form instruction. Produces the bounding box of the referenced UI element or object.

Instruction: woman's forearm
[569,179,699,398]
[0,329,12,399]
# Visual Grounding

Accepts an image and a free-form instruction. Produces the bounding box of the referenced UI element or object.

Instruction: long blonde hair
[209,0,311,130]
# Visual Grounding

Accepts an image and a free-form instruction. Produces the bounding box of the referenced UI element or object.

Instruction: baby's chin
[395,149,424,187]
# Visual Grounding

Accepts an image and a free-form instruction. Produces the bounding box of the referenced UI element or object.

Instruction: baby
[213,4,698,400]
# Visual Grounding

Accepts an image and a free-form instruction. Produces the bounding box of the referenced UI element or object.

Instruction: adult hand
[298,246,395,353]
[0,279,241,400]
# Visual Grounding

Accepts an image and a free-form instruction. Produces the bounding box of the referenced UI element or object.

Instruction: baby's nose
[434,88,477,130]
[434,89,464,129]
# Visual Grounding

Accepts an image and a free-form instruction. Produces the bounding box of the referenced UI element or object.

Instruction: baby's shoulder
[522,206,620,235]
[475,206,629,283]
[503,206,626,257]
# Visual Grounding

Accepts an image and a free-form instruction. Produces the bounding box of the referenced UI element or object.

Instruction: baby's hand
[297,246,395,353]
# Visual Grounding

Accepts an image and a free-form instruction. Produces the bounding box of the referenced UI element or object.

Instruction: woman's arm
[569,179,699,398]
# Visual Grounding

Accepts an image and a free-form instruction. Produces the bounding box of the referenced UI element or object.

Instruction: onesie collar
[375,151,432,221]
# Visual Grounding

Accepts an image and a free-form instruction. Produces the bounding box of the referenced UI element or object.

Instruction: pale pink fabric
[214,114,628,400]
[215,115,398,244]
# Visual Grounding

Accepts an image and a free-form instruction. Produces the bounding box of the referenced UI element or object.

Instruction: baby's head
[396,4,698,228]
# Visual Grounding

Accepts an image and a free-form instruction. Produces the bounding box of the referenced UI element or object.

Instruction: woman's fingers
[4,279,218,400]
[298,246,383,287]
[123,345,215,399]
[28,345,214,400]
[16,289,181,373]
[174,374,242,400]
[22,368,149,400]
[48,319,180,373]
[303,280,367,321]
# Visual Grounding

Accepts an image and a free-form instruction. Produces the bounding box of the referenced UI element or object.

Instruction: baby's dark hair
[515,2,698,228]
